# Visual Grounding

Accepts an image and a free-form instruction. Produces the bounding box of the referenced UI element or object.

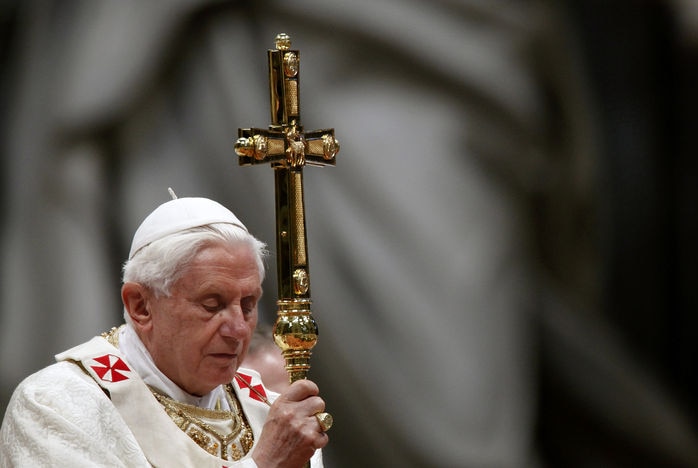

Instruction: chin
[210,369,238,387]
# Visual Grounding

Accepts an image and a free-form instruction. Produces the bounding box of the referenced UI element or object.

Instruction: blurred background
[1,0,697,466]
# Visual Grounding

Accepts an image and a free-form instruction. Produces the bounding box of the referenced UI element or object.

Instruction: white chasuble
[0,332,323,467]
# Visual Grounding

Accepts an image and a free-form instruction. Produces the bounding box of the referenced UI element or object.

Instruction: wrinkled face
[142,242,262,396]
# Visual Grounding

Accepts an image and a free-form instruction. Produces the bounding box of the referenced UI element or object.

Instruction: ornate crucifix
[234,33,339,385]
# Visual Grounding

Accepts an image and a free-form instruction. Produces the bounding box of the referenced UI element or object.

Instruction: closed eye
[201,296,225,313]
[241,296,257,315]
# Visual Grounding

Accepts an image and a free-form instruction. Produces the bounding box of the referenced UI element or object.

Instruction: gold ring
[315,412,333,432]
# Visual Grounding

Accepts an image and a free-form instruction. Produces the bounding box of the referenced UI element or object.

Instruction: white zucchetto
[128,196,248,260]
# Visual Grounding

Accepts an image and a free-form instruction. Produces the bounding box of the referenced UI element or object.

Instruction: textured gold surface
[307,139,323,155]
[268,138,285,156]
[285,80,298,117]
[291,171,306,265]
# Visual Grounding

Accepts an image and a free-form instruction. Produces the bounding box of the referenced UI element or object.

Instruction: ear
[121,282,152,330]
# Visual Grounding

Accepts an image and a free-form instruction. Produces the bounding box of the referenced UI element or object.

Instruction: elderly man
[0,196,327,467]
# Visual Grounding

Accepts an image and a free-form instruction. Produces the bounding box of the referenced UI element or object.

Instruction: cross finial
[234,34,339,385]
[275,32,291,51]
[234,33,339,169]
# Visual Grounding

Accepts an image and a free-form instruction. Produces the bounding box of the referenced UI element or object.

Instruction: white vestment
[0,328,323,467]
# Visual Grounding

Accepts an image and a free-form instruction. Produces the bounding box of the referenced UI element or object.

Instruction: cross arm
[235,127,339,168]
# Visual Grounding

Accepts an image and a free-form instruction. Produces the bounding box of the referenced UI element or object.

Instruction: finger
[278,379,319,402]
[274,393,324,419]
[314,431,329,450]
[298,395,325,415]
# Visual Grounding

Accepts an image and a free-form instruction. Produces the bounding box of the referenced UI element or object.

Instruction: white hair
[122,222,268,307]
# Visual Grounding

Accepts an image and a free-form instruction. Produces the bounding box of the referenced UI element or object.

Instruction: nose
[217,306,248,339]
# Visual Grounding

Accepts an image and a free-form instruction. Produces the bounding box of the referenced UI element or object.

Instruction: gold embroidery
[150,385,254,461]
[101,325,123,347]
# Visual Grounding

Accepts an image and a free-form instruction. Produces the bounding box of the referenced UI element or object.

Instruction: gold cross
[234,33,339,383]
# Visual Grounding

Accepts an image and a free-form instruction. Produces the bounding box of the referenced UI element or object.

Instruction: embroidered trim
[150,384,254,461]
[101,325,123,348]
[235,373,272,406]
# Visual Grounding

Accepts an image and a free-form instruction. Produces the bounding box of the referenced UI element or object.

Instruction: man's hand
[252,379,328,467]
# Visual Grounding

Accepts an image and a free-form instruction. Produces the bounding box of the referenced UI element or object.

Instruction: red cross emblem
[235,372,268,403]
[90,354,131,382]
